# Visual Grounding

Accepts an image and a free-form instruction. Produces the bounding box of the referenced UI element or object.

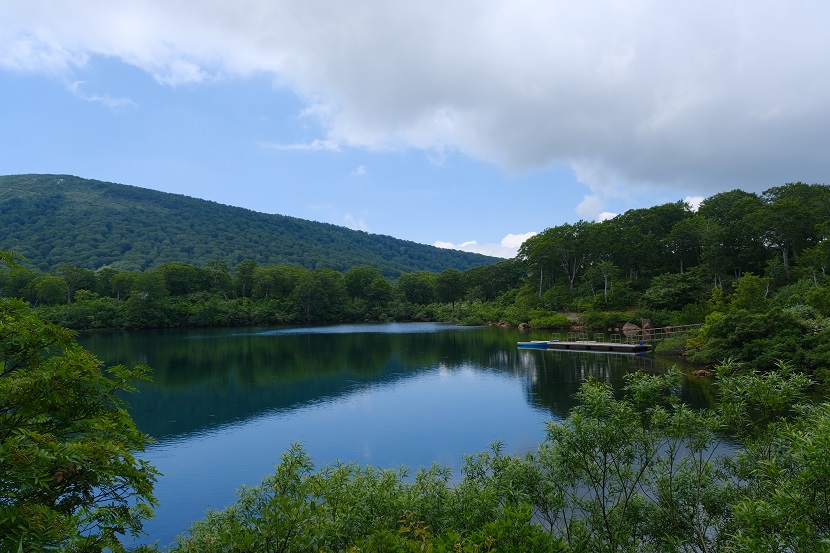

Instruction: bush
[529,311,570,329]
[0,296,157,551]
[166,366,830,553]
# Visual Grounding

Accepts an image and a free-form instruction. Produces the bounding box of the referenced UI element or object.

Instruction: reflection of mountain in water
[78,325,709,443]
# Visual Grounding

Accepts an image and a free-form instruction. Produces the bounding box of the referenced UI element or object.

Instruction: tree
[29,275,69,306]
[799,238,830,285]
[0,252,157,551]
[698,190,768,281]
[396,272,436,305]
[583,261,619,305]
[205,260,232,299]
[345,266,385,300]
[110,271,136,301]
[435,268,465,310]
[234,259,258,298]
[519,222,592,293]
[730,273,769,312]
[641,267,712,311]
[157,262,207,296]
[54,264,96,304]
[367,277,394,311]
[463,259,526,302]
[94,267,120,298]
[127,271,169,327]
[666,215,707,273]
[757,183,830,277]
[292,269,347,322]
[252,266,305,302]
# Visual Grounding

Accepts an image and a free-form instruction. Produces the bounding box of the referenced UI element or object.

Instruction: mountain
[0,174,499,275]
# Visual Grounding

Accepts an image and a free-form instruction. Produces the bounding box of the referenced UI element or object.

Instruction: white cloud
[260,139,340,152]
[684,195,704,211]
[435,231,537,258]
[343,212,369,232]
[597,212,618,222]
[3,1,830,197]
[500,232,537,250]
[67,80,136,110]
[576,195,606,221]
[350,165,367,177]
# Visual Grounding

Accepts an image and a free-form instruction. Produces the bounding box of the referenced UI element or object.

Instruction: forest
[4,181,830,551]
[3,180,830,381]
[0,174,497,275]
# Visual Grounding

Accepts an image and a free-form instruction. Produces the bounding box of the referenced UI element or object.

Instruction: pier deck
[517,340,651,354]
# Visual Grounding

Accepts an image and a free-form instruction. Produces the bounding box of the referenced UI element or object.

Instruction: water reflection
[79,324,711,443]
[77,323,709,547]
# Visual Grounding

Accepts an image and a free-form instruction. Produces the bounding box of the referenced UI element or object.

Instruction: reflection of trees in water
[518,350,713,418]
[78,325,525,441]
[77,325,713,443]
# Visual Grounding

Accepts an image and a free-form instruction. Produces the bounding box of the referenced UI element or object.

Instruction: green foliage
[529,311,571,329]
[165,365,830,552]
[292,268,347,322]
[729,273,769,312]
[29,275,69,306]
[397,271,436,305]
[170,442,565,553]
[579,309,631,330]
[642,267,712,310]
[435,268,466,310]
[0,174,497,275]
[0,296,157,552]
[6,178,830,377]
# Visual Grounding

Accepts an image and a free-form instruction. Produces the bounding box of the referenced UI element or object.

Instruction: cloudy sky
[2,1,828,258]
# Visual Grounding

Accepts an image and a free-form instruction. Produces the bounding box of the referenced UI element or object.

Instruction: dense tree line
[514,181,830,380]
[4,175,830,551]
[0,257,523,329]
[517,182,830,310]
[0,174,497,274]
[3,181,830,379]
[5,275,829,551]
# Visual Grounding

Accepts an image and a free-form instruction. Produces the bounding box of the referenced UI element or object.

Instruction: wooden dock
[516,324,702,355]
[517,340,651,354]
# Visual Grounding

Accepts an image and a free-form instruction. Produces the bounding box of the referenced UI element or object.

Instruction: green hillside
[0,174,498,275]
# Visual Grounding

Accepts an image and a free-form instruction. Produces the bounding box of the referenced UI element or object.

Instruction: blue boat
[517,341,551,350]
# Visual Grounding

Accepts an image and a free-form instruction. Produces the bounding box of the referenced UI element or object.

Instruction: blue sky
[2,2,829,258]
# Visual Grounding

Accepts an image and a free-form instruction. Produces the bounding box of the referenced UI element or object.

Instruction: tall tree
[344,266,385,300]
[29,275,68,306]
[758,183,830,275]
[206,260,232,299]
[665,215,707,273]
[0,251,157,551]
[252,266,306,302]
[435,268,465,310]
[155,262,207,296]
[292,269,347,322]
[698,189,768,281]
[520,222,592,292]
[396,272,436,305]
[234,259,258,298]
[54,263,96,303]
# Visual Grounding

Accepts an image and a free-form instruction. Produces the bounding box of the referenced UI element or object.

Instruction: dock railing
[554,324,702,345]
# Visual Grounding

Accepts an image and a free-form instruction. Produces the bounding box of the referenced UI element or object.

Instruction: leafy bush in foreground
[165,364,830,553]
[0,296,157,551]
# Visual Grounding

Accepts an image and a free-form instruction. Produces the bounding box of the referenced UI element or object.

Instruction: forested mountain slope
[0,174,497,275]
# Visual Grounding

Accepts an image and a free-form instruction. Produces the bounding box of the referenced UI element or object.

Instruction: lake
[78,322,709,548]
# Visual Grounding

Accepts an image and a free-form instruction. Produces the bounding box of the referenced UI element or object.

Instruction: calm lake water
[77,323,711,549]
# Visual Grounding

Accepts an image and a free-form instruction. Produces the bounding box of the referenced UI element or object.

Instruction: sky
[1,2,829,258]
